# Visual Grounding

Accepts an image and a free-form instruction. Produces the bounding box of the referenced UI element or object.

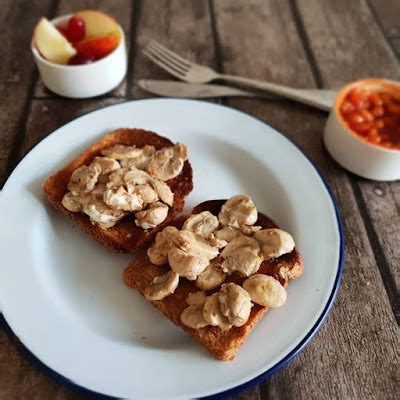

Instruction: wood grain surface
[0,0,399,399]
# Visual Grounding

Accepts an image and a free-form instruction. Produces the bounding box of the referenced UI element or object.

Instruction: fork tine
[146,42,190,72]
[144,47,188,75]
[148,40,192,68]
[142,49,186,80]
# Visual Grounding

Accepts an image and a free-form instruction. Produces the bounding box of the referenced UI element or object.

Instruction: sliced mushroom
[128,183,158,205]
[120,145,156,170]
[213,226,246,242]
[106,167,129,189]
[168,247,209,281]
[82,199,125,229]
[135,201,169,229]
[195,259,227,291]
[90,156,120,174]
[180,304,208,329]
[186,291,207,306]
[218,283,252,327]
[62,192,83,212]
[240,225,262,235]
[124,168,152,185]
[68,164,101,195]
[218,195,258,229]
[149,179,174,206]
[146,143,188,181]
[182,211,219,239]
[243,274,287,307]
[101,144,142,159]
[173,230,219,261]
[220,236,263,277]
[103,186,143,211]
[144,271,179,301]
[203,293,232,330]
[147,226,180,265]
[253,229,295,260]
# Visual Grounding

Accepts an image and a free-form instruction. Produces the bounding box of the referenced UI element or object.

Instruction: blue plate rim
[0,98,344,400]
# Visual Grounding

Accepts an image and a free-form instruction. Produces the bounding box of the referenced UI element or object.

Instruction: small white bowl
[31,15,127,98]
[324,78,400,181]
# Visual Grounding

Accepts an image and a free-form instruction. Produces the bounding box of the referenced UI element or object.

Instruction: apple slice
[74,31,120,59]
[34,17,77,64]
[75,10,119,39]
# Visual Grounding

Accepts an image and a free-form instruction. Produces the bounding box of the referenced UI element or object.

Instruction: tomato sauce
[339,88,400,150]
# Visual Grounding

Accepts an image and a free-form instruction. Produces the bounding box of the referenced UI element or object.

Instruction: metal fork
[143,40,336,111]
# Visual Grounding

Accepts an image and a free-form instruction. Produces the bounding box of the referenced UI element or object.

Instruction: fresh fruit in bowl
[33,10,121,65]
[34,18,77,64]
[75,10,119,38]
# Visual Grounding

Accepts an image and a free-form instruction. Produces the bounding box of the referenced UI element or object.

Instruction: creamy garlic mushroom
[101,144,142,159]
[213,226,246,243]
[124,168,152,185]
[173,230,219,261]
[218,283,252,327]
[129,183,158,205]
[253,228,295,260]
[195,258,227,291]
[220,236,263,277]
[144,271,179,301]
[182,211,219,239]
[135,201,169,229]
[62,192,84,212]
[120,145,156,169]
[218,195,258,229]
[106,167,129,189]
[202,293,232,330]
[103,186,143,211]
[68,164,101,195]
[180,304,209,329]
[186,291,207,306]
[243,274,287,307]
[168,247,209,281]
[91,156,120,174]
[82,199,125,229]
[147,226,180,265]
[146,143,188,181]
[149,179,174,206]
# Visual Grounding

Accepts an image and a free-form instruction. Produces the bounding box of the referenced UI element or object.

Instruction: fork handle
[216,74,336,111]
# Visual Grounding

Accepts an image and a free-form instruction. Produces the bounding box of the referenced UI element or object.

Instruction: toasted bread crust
[123,200,304,360]
[43,128,193,252]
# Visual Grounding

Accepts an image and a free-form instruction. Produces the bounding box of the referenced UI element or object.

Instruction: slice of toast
[43,128,193,253]
[123,200,304,360]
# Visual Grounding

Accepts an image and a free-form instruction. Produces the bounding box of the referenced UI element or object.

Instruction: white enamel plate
[0,99,343,399]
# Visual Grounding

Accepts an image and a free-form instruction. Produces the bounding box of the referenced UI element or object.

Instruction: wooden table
[1,0,399,398]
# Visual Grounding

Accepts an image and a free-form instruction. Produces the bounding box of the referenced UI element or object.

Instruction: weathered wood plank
[369,0,400,37]
[213,0,400,398]
[296,0,399,88]
[214,0,315,87]
[34,0,133,98]
[131,0,217,98]
[19,98,122,159]
[0,0,53,187]
[296,0,400,291]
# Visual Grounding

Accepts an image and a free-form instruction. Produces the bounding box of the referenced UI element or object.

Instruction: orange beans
[340,87,400,150]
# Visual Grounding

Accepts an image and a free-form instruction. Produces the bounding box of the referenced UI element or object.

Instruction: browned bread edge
[123,199,304,360]
[43,128,193,253]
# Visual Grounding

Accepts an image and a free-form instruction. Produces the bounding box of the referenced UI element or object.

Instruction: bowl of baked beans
[324,78,400,181]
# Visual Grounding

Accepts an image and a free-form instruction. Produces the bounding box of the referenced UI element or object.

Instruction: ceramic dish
[31,14,127,98]
[0,99,343,399]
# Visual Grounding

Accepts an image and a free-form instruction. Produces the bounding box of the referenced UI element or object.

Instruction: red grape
[68,52,95,65]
